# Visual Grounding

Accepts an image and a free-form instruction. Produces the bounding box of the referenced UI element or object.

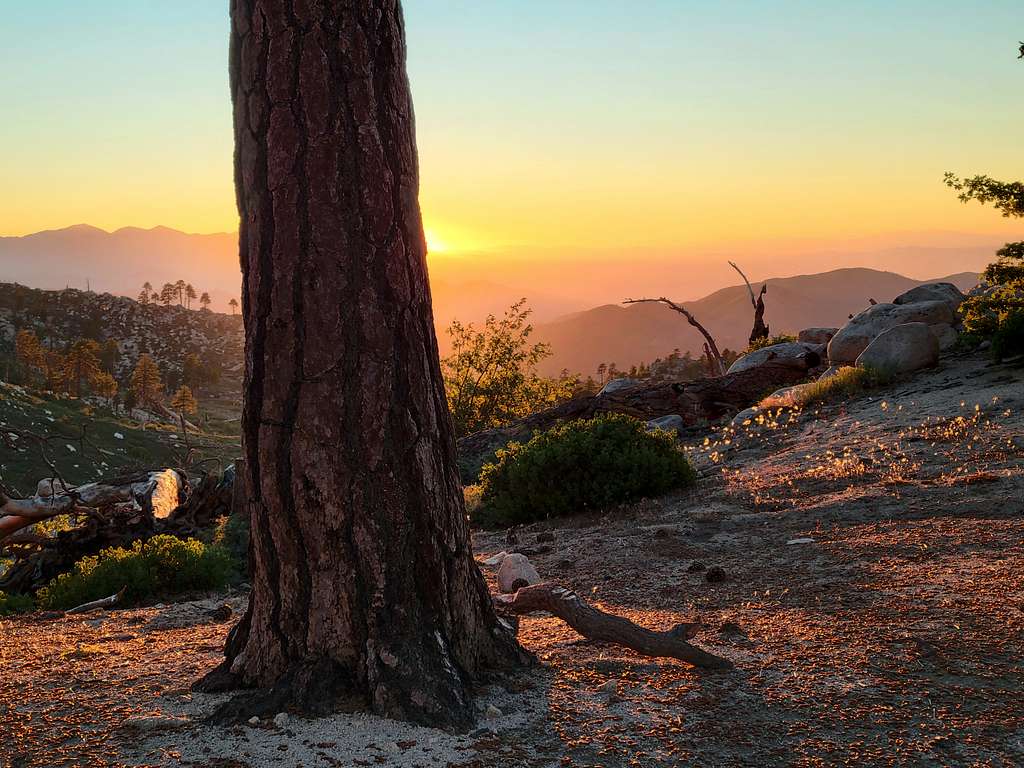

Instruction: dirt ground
[2,352,1022,767]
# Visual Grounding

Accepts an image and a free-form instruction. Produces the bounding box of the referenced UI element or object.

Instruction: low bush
[745,333,797,353]
[0,590,34,617]
[476,414,696,528]
[37,535,236,610]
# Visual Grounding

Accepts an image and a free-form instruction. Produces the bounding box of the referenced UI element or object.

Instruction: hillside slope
[536,268,980,375]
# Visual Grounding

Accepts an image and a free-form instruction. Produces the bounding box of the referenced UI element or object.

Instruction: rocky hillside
[0,282,244,385]
[535,268,980,376]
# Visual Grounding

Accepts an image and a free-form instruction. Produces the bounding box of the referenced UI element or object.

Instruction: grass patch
[771,366,894,409]
[0,382,240,493]
[37,534,236,610]
[475,414,696,528]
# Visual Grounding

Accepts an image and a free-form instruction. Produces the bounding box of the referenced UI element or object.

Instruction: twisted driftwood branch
[499,582,733,670]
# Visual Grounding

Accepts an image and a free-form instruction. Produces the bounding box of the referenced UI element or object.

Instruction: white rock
[786,537,815,545]
[893,282,965,313]
[145,469,183,519]
[482,551,508,567]
[273,712,290,728]
[496,553,540,593]
[484,704,502,719]
[247,716,260,726]
[828,301,955,364]
[646,414,685,433]
[113,432,125,440]
[727,342,824,375]
[598,377,641,395]
[797,327,839,345]
[855,322,939,374]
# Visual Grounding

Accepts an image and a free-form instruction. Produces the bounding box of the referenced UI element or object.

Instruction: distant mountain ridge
[534,268,980,376]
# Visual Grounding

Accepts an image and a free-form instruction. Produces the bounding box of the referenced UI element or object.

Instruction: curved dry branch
[499,583,733,670]
[623,297,726,376]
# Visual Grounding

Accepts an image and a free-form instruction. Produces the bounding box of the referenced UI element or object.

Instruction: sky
[1,1,1022,262]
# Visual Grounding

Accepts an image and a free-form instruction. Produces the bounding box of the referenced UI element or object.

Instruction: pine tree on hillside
[14,329,46,385]
[228,298,238,315]
[63,339,102,398]
[185,284,197,309]
[91,371,118,407]
[129,354,164,410]
[160,283,176,306]
[170,385,198,416]
[199,292,211,311]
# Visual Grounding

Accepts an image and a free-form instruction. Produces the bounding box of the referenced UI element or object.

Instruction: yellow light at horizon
[425,228,447,254]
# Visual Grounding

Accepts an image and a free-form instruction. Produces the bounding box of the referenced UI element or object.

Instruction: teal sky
[1,1,1021,253]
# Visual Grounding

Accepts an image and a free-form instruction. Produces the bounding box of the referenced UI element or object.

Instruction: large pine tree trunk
[199,0,527,728]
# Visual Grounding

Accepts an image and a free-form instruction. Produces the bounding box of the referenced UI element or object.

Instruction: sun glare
[425,228,447,254]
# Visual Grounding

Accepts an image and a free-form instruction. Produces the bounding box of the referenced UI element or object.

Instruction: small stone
[484,704,502,719]
[705,566,727,583]
[686,561,706,573]
[247,716,260,726]
[598,679,619,695]
[273,712,289,728]
[535,531,555,543]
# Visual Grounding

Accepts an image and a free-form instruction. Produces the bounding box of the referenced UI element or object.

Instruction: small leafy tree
[441,299,577,437]
[945,172,1024,360]
[91,371,118,406]
[170,385,198,417]
[14,329,46,385]
[130,354,164,410]
[63,339,102,397]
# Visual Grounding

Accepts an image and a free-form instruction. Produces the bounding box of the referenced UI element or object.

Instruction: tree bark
[198,0,527,728]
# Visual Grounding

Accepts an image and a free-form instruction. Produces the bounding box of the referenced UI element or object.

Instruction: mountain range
[533,268,980,376]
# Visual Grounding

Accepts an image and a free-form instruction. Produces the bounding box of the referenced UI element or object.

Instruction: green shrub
[991,308,1024,361]
[37,535,236,610]
[208,513,250,574]
[745,333,797,353]
[0,590,34,617]
[476,414,696,527]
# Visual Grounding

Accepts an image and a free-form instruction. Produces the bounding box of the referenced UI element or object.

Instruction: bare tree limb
[499,583,733,670]
[623,297,726,376]
[66,587,126,615]
[729,260,758,309]
[728,261,769,344]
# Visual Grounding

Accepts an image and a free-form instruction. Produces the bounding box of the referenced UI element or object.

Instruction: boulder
[828,301,955,364]
[727,342,824,375]
[762,384,813,406]
[855,322,938,374]
[729,406,761,427]
[497,553,541,593]
[798,327,839,345]
[893,282,965,313]
[646,414,685,433]
[929,323,958,352]
[598,377,641,395]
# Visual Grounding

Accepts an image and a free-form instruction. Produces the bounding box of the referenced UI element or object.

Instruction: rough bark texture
[199,0,527,728]
[501,584,733,670]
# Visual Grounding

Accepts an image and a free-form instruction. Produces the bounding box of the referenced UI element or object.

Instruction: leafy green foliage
[207,513,250,574]
[0,590,34,616]
[37,535,236,610]
[745,333,797,354]
[442,300,577,438]
[476,414,696,527]
[945,172,1024,361]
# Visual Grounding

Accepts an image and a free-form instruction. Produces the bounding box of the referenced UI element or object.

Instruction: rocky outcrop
[599,378,641,395]
[855,323,939,374]
[929,323,959,352]
[497,553,541,593]
[646,414,685,433]
[798,328,838,345]
[828,301,955,364]
[893,282,965,313]
[727,342,823,375]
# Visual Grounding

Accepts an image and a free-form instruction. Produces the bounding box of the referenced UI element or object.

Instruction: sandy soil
[2,352,1022,767]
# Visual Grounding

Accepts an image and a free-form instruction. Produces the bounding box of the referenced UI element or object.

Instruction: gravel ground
[2,352,1022,767]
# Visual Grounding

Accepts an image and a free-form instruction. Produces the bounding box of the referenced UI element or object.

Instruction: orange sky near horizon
[1,2,1022,264]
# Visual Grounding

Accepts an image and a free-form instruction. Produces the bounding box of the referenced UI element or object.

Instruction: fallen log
[498,582,733,670]
[66,587,126,615]
[457,362,813,476]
